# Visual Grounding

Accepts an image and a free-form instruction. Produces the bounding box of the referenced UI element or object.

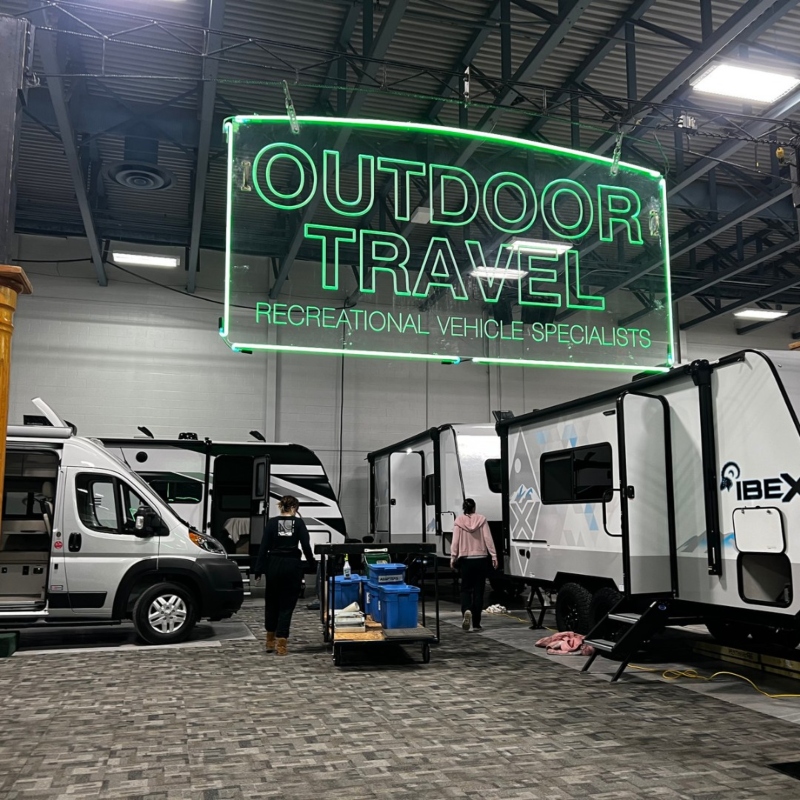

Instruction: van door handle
[68,532,82,552]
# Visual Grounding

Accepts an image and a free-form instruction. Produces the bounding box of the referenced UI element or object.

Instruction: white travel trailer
[368,423,521,592]
[1,400,243,644]
[497,349,800,674]
[99,437,348,571]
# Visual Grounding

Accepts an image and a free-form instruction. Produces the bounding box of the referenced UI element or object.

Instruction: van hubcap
[148,595,188,634]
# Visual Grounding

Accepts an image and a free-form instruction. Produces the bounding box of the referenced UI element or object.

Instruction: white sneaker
[462,610,472,631]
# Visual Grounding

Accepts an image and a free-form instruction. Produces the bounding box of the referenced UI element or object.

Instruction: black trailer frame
[315,543,439,667]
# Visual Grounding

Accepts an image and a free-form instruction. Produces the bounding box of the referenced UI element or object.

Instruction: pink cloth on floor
[535,631,595,656]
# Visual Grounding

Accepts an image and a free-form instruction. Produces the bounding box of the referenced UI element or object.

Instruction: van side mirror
[134,506,166,537]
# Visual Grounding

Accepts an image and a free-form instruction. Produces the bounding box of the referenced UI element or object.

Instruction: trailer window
[143,474,203,505]
[541,443,612,504]
[484,459,503,494]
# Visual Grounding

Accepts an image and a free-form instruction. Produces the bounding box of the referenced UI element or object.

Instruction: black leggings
[264,556,303,639]
[459,557,489,627]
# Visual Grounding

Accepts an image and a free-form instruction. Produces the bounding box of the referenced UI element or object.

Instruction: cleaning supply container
[332,574,363,610]
[378,584,421,629]
[367,562,407,585]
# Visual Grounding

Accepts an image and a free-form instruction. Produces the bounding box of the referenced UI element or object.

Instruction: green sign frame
[222,116,674,372]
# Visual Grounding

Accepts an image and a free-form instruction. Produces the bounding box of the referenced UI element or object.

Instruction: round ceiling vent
[105,161,175,191]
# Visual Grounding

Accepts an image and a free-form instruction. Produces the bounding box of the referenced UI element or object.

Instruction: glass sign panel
[223,116,673,372]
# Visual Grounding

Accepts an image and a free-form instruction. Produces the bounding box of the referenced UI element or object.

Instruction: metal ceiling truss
[29,3,107,285]
[10,0,800,324]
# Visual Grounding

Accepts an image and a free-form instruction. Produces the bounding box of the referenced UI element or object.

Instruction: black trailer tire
[133,582,196,645]
[555,582,593,634]
[705,620,752,648]
[590,587,623,628]
[422,642,431,664]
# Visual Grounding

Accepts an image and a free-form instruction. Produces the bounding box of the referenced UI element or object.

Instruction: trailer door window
[541,443,612,504]
[484,459,503,494]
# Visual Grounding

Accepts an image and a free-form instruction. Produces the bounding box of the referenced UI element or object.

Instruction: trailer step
[608,613,641,624]
[587,638,615,653]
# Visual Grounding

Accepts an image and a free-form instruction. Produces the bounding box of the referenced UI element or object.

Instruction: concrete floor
[1,597,800,799]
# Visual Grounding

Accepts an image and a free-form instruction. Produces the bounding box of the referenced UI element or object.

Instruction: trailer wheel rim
[148,594,188,634]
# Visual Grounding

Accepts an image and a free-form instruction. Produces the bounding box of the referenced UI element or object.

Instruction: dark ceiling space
[3,0,800,333]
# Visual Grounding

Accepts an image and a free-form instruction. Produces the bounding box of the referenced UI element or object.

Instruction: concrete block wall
[8,235,798,534]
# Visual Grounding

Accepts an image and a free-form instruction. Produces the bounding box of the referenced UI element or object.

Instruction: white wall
[8,235,797,535]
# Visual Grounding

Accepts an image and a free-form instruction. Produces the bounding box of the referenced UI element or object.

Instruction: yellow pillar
[0,265,32,544]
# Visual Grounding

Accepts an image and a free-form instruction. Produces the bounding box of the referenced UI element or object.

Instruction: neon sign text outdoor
[222,117,673,371]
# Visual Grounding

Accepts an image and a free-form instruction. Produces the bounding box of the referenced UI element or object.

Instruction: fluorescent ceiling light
[509,238,571,256]
[112,252,180,268]
[410,206,430,224]
[733,308,787,320]
[472,266,525,280]
[691,63,800,103]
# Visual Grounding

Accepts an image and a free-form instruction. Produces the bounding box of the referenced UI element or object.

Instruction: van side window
[119,483,147,534]
[540,443,613,504]
[485,459,503,494]
[76,475,120,533]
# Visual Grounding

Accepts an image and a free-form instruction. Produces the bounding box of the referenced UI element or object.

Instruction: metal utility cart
[315,543,440,666]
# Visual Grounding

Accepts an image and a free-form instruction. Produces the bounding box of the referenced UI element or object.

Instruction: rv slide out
[100,438,347,571]
[498,349,800,653]
[368,424,523,594]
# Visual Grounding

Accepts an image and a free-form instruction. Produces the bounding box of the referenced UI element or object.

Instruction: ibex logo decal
[720,462,740,491]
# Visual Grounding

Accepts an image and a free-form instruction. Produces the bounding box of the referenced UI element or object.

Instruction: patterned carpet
[1,600,800,799]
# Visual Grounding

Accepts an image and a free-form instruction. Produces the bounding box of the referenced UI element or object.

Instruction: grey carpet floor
[1,599,800,799]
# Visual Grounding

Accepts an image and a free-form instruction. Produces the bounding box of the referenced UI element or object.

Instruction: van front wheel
[133,583,196,645]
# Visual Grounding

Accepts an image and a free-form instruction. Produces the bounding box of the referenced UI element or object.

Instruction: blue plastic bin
[366,562,407,585]
[332,574,362,610]
[378,584,420,629]
[363,579,381,623]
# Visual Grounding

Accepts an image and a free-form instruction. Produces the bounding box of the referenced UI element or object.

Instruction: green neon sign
[223,116,673,371]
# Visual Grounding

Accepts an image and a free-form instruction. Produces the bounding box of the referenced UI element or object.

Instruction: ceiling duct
[105,136,175,191]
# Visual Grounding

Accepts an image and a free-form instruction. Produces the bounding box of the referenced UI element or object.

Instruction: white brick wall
[9,235,796,535]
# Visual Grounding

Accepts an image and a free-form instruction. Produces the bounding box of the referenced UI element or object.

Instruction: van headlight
[188,531,226,554]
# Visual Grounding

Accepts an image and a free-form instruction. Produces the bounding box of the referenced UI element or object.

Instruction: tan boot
[276,637,288,656]
[266,632,276,652]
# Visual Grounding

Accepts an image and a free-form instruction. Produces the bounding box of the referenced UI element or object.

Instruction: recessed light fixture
[410,206,431,224]
[112,251,181,268]
[691,63,800,103]
[733,308,788,320]
[472,266,526,280]
[509,239,572,256]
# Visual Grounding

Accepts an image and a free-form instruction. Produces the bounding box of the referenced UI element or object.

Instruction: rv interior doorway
[212,456,256,556]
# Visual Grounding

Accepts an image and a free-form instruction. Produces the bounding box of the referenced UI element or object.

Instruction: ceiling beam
[426,1,501,121]
[574,0,799,171]
[269,0,411,299]
[681,258,800,329]
[186,0,227,293]
[317,1,362,111]
[525,0,658,138]
[34,18,107,286]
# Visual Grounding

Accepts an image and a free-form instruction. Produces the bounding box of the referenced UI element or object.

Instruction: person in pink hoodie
[450,498,498,632]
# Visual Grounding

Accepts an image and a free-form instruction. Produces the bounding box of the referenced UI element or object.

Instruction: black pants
[264,556,303,639]
[459,557,489,627]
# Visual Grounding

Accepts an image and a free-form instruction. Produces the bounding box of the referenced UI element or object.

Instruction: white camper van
[1,400,244,644]
[498,349,800,667]
[368,424,521,592]
[99,437,347,575]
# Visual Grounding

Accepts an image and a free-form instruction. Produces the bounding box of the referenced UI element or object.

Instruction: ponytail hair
[278,495,299,514]
[462,498,476,515]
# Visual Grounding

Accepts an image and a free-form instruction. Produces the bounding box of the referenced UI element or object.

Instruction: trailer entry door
[250,456,270,555]
[389,452,425,542]
[618,392,677,597]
